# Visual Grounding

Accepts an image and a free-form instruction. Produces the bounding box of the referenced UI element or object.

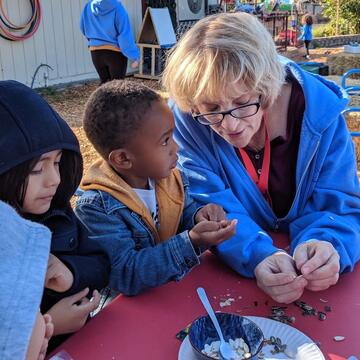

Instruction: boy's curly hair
[83,80,161,159]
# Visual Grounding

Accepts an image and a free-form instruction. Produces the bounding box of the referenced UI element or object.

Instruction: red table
[52,234,360,360]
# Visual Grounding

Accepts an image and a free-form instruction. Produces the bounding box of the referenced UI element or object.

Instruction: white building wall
[0,0,142,88]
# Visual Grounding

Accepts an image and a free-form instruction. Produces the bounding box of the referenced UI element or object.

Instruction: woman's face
[194,84,264,149]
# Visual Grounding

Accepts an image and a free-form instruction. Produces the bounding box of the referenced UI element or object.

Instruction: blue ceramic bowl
[189,313,264,360]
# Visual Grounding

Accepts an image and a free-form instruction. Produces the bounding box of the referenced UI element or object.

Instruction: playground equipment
[341,68,360,137]
[341,69,360,96]
[135,7,176,80]
[264,0,293,12]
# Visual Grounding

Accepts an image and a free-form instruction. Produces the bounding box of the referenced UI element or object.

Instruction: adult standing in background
[162,12,360,304]
[80,0,140,83]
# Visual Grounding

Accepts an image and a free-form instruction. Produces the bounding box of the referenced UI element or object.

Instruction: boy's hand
[45,254,74,293]
[189,219,237,248]
[195,204,227,223]
[46,288,101,336]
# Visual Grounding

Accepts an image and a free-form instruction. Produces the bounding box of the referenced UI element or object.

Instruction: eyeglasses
[192,98,261,126]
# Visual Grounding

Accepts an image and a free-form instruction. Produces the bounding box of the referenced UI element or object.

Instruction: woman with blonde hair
[163,12,360,304]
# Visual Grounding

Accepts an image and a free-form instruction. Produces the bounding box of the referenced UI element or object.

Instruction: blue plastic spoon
[197,287,237,360]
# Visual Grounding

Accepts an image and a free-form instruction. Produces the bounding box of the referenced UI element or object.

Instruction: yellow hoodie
[81,159,185,244]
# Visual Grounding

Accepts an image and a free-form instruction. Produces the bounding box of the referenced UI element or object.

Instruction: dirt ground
[43,46,360,173]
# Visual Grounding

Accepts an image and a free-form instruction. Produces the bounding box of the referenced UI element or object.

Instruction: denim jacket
[75,161,200,296]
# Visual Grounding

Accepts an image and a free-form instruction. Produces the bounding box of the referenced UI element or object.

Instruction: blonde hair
[162,12,285,112]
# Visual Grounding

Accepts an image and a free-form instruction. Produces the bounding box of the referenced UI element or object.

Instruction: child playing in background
[76,80,237,296]
[0,80,110,348]
[80,0,140,83]
[0,200,53,360]
[299,13,313,59]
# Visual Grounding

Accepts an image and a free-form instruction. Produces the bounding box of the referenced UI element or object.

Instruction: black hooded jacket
[0,80,110,312]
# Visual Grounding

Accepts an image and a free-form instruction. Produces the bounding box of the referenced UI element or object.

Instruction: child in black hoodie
[0,80,109,348]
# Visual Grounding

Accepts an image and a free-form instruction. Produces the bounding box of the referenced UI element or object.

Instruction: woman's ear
[108,149,132,171]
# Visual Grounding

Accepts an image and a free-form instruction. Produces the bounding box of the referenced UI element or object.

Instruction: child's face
[126,100,179,181]
[22,150,62,215]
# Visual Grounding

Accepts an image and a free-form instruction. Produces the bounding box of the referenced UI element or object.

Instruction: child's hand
[38,314,54,360]
[46,288,101,336]
[45,254,74,293]
[131,60,139,69]
[189,219,237,248]
[195,204,227,223]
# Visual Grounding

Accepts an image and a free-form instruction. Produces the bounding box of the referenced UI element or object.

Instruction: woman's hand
[45,254,74,293]
[293,240,340,291]
[195,204,227,223]
[189,219,237,248]
[46,288,101,336]
[254,252,308,304]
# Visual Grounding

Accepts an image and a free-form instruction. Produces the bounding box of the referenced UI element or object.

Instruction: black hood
[0,80,80,175]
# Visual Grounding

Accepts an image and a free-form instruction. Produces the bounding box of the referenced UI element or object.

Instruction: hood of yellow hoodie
[81,158,185,243]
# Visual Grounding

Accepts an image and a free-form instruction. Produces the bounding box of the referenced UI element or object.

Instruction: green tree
[321,0,360,35]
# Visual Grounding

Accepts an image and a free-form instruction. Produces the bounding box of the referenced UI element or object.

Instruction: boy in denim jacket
[76,80,237,296]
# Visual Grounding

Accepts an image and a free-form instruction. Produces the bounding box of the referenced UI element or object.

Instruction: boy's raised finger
[216,220,237,241]
[220,219,237,232]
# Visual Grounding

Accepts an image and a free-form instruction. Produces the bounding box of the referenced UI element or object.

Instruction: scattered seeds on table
[269,306,295,325]
[219,298,235,308]
[294,300,318,317]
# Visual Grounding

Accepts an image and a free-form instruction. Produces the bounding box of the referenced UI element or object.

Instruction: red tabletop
[52,234,360,360]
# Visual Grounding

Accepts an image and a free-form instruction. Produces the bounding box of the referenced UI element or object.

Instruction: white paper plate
[178,316,324,360]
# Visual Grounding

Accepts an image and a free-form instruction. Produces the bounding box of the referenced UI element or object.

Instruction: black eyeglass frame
[192,97,262,126]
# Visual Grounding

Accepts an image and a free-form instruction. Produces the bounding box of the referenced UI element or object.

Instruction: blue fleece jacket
[0,201,51,360]
[80,0,140,61]
[299,24,312,41]
[172,59,360,277]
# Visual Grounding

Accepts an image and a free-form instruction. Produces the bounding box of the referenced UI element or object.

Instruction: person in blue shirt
[80,0,140,83]
[162,12,360,304]
[298,14,313,59]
